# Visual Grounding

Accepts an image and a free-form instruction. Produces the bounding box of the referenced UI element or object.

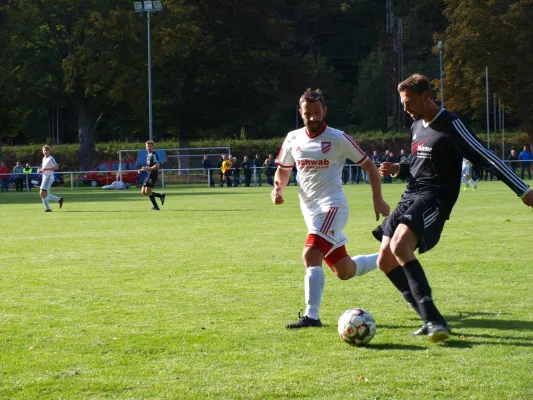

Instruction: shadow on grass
[368,343,427,351]
[446,311,533,332]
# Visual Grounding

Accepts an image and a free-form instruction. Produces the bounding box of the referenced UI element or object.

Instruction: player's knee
[302,246,322,267]
[390,233,413,260]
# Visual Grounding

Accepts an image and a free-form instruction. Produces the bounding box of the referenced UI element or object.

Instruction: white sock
[304,266,325,320]
[43,197,50,210]
[353,253,379,276]
[469,178,476,187]
[461,176,468,185]
[47,193,60,201]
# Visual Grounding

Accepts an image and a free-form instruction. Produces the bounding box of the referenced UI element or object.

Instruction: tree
[442,0,533,138]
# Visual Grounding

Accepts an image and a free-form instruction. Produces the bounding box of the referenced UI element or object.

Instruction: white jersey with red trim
[276,124,368,215]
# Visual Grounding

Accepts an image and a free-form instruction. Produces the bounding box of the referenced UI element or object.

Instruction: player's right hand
[271,187,284,205]
[378,162,399,177]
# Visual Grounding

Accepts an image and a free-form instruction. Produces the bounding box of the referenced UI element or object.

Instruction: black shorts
[143,174,158,188]
[372,195,447,254]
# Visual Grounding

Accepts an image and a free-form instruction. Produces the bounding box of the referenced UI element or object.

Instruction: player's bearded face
[400,90,424,121]
[300,101,327,134]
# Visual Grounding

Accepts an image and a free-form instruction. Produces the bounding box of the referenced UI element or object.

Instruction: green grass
[1,181,532,399]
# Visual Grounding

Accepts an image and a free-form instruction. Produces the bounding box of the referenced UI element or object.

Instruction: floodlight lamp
[133,1,143,12]
[143,1,153,11]
[153,0,163,11]
[437,41,443,50]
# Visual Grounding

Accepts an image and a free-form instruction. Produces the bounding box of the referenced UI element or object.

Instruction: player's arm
[341,133,390,220]
[450,118,532,206]
[361,159,390,220]
[271,167,291,205]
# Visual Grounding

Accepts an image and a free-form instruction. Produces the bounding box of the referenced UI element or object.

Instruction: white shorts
[303,207,349,251]
[462,166,471,176]
[40,175,54,191]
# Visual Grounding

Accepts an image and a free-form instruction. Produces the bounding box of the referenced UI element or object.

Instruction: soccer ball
[337,308,376,346]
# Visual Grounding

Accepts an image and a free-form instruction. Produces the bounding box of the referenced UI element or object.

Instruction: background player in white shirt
[38,145,63,212]
[271,89,390,329]
[461,158,477,190]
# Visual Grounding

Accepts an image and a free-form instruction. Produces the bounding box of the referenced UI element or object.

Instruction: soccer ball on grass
[337,308,376,346]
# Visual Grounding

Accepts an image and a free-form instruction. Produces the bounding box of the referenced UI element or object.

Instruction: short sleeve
[276,135,295,169]
[341,133,368,165]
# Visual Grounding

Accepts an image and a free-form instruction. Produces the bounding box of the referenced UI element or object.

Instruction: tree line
[1,0,531,170]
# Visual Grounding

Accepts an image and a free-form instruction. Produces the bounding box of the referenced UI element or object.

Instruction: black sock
[386,266,422,318]
[149,195,158,207]
[152,192,162,198]
[402,259,445,324]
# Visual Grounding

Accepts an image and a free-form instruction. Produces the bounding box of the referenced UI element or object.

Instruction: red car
[81,160,138,187]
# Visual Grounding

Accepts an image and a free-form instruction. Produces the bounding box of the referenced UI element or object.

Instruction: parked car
[9,166,64,188]
[81,160,138,187]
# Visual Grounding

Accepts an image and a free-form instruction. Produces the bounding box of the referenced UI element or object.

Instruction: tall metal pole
[438,41,444,107]
[147,11,153,141]
[485,66,490,149]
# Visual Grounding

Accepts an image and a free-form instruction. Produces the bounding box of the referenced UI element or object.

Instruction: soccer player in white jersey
[38,145,63,212]
[461,158,477,190]
[271,88,390,329]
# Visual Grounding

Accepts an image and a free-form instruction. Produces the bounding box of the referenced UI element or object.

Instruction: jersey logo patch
[411,140,427,155]
[321,141,331,154]
[296,146,302,152]
[404,215,412,221]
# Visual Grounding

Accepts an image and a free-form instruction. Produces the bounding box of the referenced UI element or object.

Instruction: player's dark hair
[299,88,325,107]
[398,74,433,98]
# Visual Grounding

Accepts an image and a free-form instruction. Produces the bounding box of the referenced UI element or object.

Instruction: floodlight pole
[134,1,162,142]
[147,10,153,142]
[437,41,444,107]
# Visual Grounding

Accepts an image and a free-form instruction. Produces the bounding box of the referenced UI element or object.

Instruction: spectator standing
[221,155,232,187]
[0,162,10,192]
[253,153,263,186]
[519,145,532,180]
[264,154,276,186]
[202,155,214,187]
[371,150,382,166]
[382,150,393,183]
[508,149,519,175]
[23,163,32,191]
[13,161,24,192]
[216,153,225,187]
[399,149,410,164]
[232,157,240,186]
[241,156,253,187]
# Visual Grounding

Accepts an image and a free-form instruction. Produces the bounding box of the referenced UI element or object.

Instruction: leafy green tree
[442,0,533,137]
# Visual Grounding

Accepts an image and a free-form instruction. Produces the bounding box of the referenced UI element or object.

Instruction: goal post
[118,146,231,187]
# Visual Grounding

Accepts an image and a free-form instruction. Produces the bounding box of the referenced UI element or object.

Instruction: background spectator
[242,156,253,187]
[23,163,32,191]
[0,162,10,192]
[13,161,24,192]
[202,155,214,187]
[519,145,532,180]
[508,149,519,175]
[253,153,263,186]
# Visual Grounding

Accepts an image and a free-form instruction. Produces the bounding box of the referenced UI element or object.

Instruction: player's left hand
[374,199,390,221]
[521,189,533,208]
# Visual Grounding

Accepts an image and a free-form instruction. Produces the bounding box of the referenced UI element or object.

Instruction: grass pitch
[1,181,532,399]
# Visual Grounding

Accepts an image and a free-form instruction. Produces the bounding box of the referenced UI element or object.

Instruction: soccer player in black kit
[374,74,533,342]
[139,140,166,211]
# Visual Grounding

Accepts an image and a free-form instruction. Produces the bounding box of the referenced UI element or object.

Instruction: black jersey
[145,151,160,180]
[396,109,530,217]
